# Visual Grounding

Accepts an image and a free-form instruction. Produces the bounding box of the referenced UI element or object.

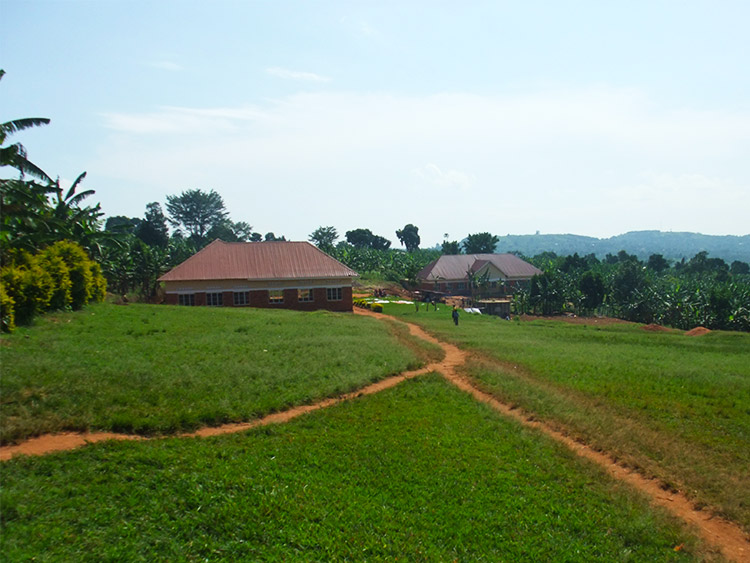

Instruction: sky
[2,0,749,247]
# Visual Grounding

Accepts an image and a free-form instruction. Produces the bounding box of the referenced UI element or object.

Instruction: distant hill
[494,231,750,264]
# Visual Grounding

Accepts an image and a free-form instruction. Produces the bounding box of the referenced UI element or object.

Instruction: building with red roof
[417,253,541,299]
[159,240,358,312]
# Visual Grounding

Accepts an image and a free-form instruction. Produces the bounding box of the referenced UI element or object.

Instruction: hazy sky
[3,1,749,247]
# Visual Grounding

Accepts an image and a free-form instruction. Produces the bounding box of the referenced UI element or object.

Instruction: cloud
[412,164,475,192]
[93,87,750,240]
[265,67,330,82]
[148,60,183,71]
[101,105,269,134]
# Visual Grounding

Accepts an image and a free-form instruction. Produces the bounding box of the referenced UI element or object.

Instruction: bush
[42,241,105,309]
[0,241,106,330]
[0,281,15,333]
[0,263,54,326]
[371,303,384,313]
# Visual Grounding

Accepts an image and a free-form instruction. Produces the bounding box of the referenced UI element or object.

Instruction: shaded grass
[0,303,420,444]
[386,304,750,530]
[0,376,709,561]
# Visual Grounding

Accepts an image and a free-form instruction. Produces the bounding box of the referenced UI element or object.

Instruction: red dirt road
[2,307,747,561]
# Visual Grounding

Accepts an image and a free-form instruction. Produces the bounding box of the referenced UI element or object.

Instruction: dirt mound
[641,324,670,332]
[685,326,711,337]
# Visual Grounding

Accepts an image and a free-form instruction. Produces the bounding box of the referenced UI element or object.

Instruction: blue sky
[3,1,749,247]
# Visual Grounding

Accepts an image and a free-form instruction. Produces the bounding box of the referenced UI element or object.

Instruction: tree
[462,232,498,254]
[579,271,605,313]
[395,224,420,252]
[105,216,140,233]
[441,240,460,255]
[730,261,750,276]
[264,232,286,242]
[165,189,228,240]
[206,219,256,242]
[647,253,670,273]
[345,228,391,250]
[0,70,51,181]
[136,202,169,247]
[309,226,338,250]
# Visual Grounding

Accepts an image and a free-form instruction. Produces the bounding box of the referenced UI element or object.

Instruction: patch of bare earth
[520,314,632,327]
[2,307,746,561]
[686,326,712,336]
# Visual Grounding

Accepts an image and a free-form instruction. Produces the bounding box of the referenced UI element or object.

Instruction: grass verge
[385,303,750,531]
[0,375,709,561]
[0,303,421,444]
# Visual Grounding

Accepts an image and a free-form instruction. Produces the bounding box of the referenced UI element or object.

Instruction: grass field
[0,375,708,561]
[386,303,750,531]
[0,303,431,444]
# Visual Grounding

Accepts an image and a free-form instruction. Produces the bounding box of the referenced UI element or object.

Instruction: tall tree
[309,226,338,250]
[345,228,391,250]
[136,202,169,247]
[441,240,461,255]
[165,189,228,240]
[396,223,420,252]
[462,232,498,254]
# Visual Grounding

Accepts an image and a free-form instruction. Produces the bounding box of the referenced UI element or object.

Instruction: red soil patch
[642,323,672,332]
[686,326,712,337]
[520,314,632,327]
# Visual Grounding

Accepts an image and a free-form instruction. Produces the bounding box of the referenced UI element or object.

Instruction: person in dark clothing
[452,306,459,326]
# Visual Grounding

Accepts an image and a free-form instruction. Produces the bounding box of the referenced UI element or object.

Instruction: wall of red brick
[164,286,353,312]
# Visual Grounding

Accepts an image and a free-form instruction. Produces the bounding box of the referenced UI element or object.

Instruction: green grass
[0,376,708,561]
[0,303,423,444]
[385,303,750,531]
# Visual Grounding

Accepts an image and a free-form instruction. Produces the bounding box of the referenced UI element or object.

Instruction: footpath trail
[2,308,747,561]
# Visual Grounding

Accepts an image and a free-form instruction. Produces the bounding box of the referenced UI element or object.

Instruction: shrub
[371,303,384,313]
[35,251,72,310]
[0,263,54,325]
[0,281,15,333]
[42,241,106,309]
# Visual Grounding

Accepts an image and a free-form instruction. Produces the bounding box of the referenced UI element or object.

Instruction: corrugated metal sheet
[418,254,542,281]
[158,240,359,282]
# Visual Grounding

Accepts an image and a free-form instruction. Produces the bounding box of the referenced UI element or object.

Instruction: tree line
[2,68,747,332]
[515,250,750,332]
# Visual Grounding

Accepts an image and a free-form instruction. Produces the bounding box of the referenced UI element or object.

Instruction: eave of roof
[158,240,359,282]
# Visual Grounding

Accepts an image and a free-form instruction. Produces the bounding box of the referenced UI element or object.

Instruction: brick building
[159,240,358,312]
[417,253,541,299]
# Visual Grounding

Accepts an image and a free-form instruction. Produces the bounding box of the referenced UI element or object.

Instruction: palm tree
[0,70,52,181]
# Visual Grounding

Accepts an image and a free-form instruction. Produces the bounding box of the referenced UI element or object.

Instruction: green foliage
[462,232,499,254]
[165,188,228,240]
[309,225,338,251]
[331,245,439,285]
[0,241,105,330]
[395,223,420,252]
[135,202,169,247]
[371,302,384,313]
[441,239,461,254]
[0,281,15,332]
[345,228,391,250]
[35,250,72,310]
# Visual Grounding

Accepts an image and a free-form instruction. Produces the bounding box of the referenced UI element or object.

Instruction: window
[298,288,313,302]
[234,291,249,306]
[206,292,223,307]
[178,293,195,306]
[457,282,466,291]
[269,290,284,304]
[326,287,342,301]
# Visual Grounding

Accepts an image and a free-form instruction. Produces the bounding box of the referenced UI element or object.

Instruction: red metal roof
[158,240,358,282]
[418,254,542,281]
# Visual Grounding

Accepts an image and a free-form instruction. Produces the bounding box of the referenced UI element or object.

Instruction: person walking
[452,306,459,326]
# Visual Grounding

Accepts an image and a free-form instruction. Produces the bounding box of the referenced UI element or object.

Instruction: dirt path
[2,309,747,560]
